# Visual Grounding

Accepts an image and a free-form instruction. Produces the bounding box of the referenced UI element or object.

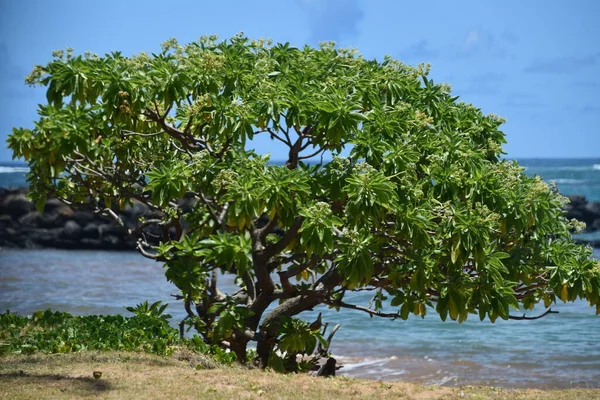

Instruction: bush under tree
[8,35,600,369]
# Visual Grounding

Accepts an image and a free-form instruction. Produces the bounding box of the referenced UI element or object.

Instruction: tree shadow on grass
[0,371,112,393]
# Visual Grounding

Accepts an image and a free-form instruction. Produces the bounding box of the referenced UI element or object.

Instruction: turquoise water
[519,158,600,202]
[1,159,599,388]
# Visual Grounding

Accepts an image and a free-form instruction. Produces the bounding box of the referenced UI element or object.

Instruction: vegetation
[8,34,600,369]
[0,306,163,355]
[2,352,599,399]
[0,304,237,365]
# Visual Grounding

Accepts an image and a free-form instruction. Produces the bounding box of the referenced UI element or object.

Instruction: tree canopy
[9,34,600,370]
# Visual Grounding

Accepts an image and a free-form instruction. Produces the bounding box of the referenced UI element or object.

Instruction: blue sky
[0,0,598,161]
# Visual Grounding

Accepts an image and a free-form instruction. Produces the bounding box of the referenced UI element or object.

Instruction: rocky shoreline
[0,187,149,250]
[1,187,599,249]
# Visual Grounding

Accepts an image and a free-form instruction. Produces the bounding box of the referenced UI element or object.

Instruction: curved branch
[267,128,291,146]
[122,130,164,137]
[136,239,160,260]
[263,216,304,258]
[325,300,401,319]
[143,107,205,152]
[508,308,558,320]
[298,147,325,160]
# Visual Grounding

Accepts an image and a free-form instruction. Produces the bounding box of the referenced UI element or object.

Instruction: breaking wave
[0,166,29,173]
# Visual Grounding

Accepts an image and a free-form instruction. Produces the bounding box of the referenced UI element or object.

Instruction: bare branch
[298,147,325,160]
[263,216,305,258]
[278,271,298,296]
[194,191,222,226]
[122,130,164,137]
[325,299,402,319]
[508,308,558,320]
[257,215,279,241]
[136,239,159,260]
[279,256,318,280]
[100,207,131,233]
[266,128,291,146]
[242,271,256,303]
[143,107,205,152]
[218,203,230,225]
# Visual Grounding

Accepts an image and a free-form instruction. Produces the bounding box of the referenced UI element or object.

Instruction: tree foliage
[9,35,600,368]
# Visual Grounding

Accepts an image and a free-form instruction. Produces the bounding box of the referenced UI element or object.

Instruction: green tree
[8,35,600,368]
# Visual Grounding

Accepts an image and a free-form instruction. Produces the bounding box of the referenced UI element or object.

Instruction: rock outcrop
[1,188,599,249]
[0,188,152,250]
[564,195,600,232]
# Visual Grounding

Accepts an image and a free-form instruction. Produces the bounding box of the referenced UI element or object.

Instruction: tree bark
[229,333,250,364]
[255,291,325,368]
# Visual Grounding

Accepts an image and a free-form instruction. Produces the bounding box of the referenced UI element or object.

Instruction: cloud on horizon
[525,52,600,74]
[500,92,545,110]
[400,40,440,62]
[300,0,364,45]
[400,29,518,63]
[455,29,516,59]
[453,72,509,98]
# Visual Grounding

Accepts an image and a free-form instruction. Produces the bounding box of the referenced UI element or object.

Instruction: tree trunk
[229,334,250,364]
[255,292,324,368]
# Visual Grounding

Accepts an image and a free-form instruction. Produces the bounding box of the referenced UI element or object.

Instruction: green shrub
[0,309,179,356]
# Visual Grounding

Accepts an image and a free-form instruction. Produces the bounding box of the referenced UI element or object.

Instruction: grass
[1,351,599,399]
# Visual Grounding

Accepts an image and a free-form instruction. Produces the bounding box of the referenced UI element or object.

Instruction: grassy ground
[1,351,599,400]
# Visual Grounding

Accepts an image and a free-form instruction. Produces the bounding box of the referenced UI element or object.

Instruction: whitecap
[0,166,29,173]
[550,178,586,184]
[340,357,390,372]
[593,164,600,170]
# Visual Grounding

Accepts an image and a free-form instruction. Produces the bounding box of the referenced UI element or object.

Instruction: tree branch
[136,239,160,260]
[298,147,325,160]
[267,128,291,146]
[122,130,164,137]
[508,308,558,320]
[257,215,279,241]
[143,107,205,152]
[325,300,402,319]
[263,216,305,258]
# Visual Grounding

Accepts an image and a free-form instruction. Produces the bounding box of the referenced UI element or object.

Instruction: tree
[8,35,600,369]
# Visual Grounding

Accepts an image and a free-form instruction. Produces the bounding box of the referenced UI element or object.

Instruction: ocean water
[2,159,599,200]
[0,162,29,188]
[1,158,599,388]
[520,158,600,202]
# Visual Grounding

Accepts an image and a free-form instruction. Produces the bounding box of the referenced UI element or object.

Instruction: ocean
[1,158,599,388]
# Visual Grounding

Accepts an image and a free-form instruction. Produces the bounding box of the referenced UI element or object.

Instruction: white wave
[0,166,29,173]
[338,357,390,372]
[550,178,586,184]
[528,165,598,172]
[425,374,459,386]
